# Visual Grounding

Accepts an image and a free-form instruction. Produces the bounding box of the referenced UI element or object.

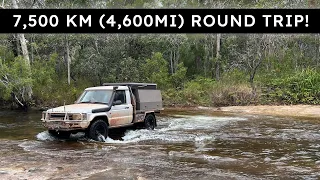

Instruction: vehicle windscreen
[77,90,112,104]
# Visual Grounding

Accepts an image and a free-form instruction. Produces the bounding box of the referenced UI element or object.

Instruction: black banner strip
[0,9,318,33]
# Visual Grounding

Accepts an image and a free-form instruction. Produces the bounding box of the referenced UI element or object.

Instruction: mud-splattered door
[109,90,133,126]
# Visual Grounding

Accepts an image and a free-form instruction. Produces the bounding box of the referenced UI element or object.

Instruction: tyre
[87,119,108,141]
[144,114,156,130]
[48,130,71,139]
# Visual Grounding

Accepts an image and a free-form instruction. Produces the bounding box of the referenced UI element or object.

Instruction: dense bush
[263,69,320,104]
[3,31,320,108]
[0,56,32,102]
[210,83,258,106]
[163,76,259,107]
[181,77,215,106]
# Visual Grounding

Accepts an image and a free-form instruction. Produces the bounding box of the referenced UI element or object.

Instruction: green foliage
[181,77,215,106]
[142,52,170,89]
[221,69,248,84]
[31,53,57,103]
[210,82,258,106]
[0,55,33,101]
[3,25,320,108]
[162,88,184,106]
[30,54,92,106]
[142,52,187,90]
[179,35,206,77]
[40,80,88,106]
[2,1,320,109]
[263,68,320,104]
[163,76,258,107]
[0,58,11,99]
[117,57,142,82]
[171,62,187,88]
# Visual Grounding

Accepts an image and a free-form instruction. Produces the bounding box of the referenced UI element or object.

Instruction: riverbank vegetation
[1,0,320,109]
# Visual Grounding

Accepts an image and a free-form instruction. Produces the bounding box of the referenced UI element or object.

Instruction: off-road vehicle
[41,83,163,141]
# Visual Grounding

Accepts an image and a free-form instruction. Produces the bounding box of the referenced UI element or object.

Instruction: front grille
[49,113,73,120]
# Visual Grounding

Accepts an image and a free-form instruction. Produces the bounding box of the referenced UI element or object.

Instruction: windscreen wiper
[80,101,92,103]
[80,101,107,104]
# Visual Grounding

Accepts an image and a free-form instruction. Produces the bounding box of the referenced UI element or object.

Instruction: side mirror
[113,100,122,106]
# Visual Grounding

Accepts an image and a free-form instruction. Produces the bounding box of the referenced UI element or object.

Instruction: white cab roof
[85,86,129,91]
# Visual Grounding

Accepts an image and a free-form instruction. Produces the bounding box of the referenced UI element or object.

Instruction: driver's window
[114,90,126,104]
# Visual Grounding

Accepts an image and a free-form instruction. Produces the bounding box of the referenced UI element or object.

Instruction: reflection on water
[0,110,320,179]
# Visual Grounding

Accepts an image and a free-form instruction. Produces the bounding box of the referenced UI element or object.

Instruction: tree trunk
[175,46,180,72]
[170,51,174,74]
[173,50,176,73]
[215,33,221,81]
[249,58,262,88]
[65,35,71,85]
[30,34,34,63]
[11,0,18,8]
[12,0,33,104]
[15,34,20,56]
[17,34,30,66]
[12,0,31,65]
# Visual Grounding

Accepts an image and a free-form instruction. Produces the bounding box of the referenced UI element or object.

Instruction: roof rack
[102,82,157,89]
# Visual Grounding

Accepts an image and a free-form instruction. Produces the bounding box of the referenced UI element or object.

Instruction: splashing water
[119,115,245,143]
[81,115,248,145]
[35,115,247,144]
[97,134,107,142]
[36,131,56,141]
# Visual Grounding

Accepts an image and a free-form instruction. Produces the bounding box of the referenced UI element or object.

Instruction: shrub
[262,68,320,104]
[181,77,215,106]
[162,76,258,107]
[142,52,170,89]
[210,83,259,106]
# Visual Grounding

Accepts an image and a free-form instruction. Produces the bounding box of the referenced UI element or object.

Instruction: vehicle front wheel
[144,114,156,130]
[87,119,108,142]
[48,130,71,139]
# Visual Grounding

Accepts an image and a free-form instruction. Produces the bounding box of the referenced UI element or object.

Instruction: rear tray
[136,89,163,111]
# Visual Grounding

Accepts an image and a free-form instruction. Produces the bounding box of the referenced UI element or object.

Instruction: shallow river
[0,109,320,179]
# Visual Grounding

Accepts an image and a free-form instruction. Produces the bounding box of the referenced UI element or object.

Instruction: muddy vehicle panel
[41,83,163,141]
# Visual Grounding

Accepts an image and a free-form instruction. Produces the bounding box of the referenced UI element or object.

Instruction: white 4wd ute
[41,83,163,141]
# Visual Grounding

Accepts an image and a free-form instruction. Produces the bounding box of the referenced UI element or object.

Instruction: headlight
[72,114,82,120]
[72,113,87,120]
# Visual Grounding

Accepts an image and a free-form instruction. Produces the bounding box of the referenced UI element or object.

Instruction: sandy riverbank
[216,105,320,119]
[166,105,320,118]
[218,105,320,118]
